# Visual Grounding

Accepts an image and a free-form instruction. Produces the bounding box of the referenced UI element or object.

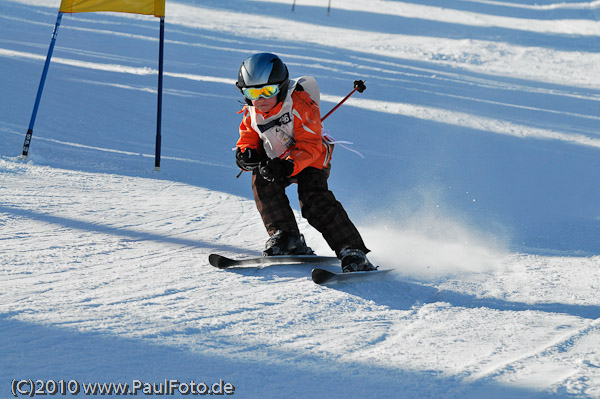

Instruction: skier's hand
[259,158,295,182]
[236,147,266,171]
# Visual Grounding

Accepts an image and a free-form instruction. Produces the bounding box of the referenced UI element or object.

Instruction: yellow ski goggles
[243,84,280,101]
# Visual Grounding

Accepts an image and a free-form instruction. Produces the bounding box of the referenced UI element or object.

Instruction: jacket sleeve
[236,109,262,151]
[286,91,324,175]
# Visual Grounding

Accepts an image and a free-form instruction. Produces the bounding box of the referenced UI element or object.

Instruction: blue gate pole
[21,12,63,158]
[154,16,165,171]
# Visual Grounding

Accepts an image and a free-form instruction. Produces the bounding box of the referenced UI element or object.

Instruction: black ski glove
[259,158,295,182]
[236,147,267,171]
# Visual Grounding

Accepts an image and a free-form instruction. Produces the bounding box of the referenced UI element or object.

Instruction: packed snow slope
[1,0,599,398]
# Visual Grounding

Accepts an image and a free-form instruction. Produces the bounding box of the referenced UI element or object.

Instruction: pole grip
[321,80,365,122]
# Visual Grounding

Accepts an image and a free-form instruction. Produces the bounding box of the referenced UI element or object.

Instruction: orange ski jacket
[237,88,333,177]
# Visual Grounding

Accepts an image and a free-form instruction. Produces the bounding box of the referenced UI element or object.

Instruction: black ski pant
[251,165,369,258]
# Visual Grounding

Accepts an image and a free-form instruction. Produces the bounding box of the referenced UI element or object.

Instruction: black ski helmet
[236,53,289,104]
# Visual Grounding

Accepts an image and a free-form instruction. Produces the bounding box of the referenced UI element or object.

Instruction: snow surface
[1,0,599,397]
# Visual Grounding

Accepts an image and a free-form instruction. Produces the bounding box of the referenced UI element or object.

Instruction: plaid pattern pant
[252,166,369,257]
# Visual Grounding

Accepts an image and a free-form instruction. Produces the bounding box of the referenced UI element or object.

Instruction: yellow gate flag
[59,0,165,17]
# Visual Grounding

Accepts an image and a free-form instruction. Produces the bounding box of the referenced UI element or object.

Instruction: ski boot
[340,247,377,273]
[262,230,314,256]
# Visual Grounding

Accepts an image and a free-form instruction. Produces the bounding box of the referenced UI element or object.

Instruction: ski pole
[321,80,366,122]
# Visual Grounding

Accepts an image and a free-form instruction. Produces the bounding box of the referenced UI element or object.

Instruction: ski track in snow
[1,161,599,398]
[1,0,600,397]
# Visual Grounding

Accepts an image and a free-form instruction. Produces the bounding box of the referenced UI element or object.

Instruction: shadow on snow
[0,313,565,399]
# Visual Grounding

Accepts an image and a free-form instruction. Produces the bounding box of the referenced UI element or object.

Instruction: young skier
[234,52,376,273]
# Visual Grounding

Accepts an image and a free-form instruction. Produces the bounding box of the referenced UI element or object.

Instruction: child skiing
[234,52,375,273]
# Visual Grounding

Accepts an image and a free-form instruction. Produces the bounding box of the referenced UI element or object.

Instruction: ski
[208,253,339,269]
[311,268,392,284]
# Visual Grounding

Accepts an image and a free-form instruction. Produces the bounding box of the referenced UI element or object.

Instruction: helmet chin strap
[276,79,289,103]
